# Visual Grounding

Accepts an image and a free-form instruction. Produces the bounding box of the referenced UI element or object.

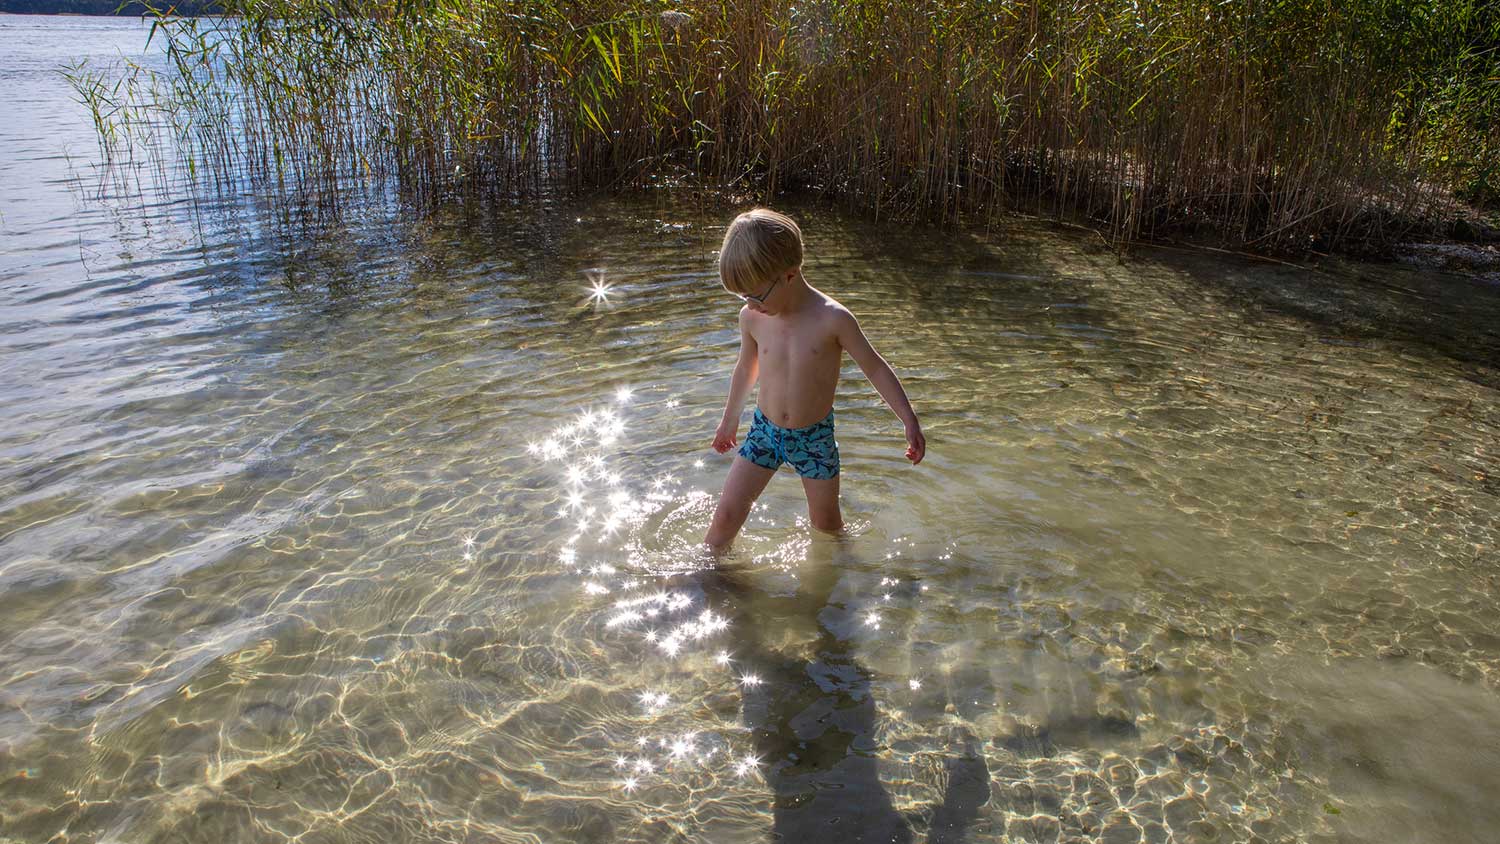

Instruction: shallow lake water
[3,15,1500,844]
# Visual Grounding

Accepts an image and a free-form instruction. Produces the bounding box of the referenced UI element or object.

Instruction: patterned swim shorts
[738,408,840,479]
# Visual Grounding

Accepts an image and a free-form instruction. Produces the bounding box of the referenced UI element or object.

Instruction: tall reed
[90,0,1499,252]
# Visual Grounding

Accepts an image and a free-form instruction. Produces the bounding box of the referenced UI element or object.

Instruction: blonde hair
[718,208,803,295]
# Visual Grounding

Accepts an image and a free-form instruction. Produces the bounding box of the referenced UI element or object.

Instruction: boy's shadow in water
[697,544,990,843]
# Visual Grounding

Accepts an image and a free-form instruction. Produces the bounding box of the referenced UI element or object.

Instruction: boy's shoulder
[815,292,862,338]
[809,287,855,320]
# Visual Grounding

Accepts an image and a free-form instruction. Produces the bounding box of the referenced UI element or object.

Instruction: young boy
[704,208,925,553]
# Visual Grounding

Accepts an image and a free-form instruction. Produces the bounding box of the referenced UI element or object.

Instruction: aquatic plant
[74,0,1500,252]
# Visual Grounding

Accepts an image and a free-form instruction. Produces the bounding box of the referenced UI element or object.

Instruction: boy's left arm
[836,311,925,464]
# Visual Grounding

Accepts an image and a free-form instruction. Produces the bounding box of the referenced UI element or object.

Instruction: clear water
[3,15,1500,844]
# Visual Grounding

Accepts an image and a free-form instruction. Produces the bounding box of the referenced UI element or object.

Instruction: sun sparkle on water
[586,269,614,304]
[522,390,850,799]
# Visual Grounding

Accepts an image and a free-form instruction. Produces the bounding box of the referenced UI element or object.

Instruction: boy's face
[738,268,792,315]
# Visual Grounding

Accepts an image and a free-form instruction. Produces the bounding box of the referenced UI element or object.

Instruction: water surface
[3,15,1500,844]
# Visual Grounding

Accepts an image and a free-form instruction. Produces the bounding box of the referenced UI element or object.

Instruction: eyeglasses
[741,277,779,304]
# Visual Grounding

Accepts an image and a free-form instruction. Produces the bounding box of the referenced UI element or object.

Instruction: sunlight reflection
[522,391,769,798]
[522,397,953,803]
[585,268,614,305]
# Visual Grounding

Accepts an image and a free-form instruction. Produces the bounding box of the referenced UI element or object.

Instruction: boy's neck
[779,270,813,313]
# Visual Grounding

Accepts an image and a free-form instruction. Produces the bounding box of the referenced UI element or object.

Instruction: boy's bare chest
[753,324,840,372]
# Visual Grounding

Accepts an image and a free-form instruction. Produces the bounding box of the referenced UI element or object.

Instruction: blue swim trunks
[738,408,840,479]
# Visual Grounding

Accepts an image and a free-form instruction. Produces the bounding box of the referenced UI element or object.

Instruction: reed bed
[81,0,1499,252]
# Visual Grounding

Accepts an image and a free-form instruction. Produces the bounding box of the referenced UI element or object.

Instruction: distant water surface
[2,15,1500,844]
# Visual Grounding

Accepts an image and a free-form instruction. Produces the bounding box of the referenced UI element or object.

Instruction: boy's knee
[708,503,751,545]
[713,500,751,528]
[705,510,749,553]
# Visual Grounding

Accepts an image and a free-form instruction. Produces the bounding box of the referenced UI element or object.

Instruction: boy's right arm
[712,307,759,453]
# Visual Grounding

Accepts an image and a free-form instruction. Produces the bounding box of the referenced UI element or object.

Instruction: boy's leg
[800,475,843,534]
[705,456,777,552]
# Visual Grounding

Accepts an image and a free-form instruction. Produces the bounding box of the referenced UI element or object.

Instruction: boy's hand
[904,421,926,465]
[712,420,739,454]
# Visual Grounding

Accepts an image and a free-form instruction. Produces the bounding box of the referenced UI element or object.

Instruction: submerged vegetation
[74,0,1499,252]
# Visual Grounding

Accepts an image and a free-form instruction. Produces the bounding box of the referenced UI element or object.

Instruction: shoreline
[0,4,220,15]
[19,6,1493,273]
